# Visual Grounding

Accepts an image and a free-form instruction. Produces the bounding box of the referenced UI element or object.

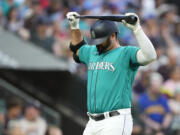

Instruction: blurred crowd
[0,97,63,135]
[0,0,180,135]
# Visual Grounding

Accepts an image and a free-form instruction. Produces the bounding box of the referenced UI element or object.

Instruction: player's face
[96,38,111,54]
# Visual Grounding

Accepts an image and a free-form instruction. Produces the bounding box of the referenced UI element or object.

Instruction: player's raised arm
[66,12,86,62]
[122,13,157,66]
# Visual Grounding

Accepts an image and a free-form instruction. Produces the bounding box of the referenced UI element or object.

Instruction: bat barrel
[76,15,126,20]
[76,15,137,25]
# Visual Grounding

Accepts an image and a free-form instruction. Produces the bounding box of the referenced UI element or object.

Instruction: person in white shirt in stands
[19,101,47,135]
[45,125,63,135]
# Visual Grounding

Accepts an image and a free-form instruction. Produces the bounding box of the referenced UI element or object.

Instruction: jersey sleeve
[78,44,91,65]
[126,46,141,68]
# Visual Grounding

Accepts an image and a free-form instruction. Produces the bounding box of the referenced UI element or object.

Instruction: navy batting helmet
[88,20,119,45]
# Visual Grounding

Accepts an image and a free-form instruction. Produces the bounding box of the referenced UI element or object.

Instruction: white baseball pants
[83,108,133,135]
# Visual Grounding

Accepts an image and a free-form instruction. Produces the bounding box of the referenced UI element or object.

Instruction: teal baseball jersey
[78,45,140,113]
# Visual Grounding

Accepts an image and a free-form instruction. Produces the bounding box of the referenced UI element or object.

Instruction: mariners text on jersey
[88,62,115,72]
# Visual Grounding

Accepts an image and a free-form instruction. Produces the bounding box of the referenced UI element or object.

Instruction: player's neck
[107,42,119,51]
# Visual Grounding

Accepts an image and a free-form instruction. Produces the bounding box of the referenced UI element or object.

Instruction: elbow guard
[73,53,81,63]
[69,39,86,54]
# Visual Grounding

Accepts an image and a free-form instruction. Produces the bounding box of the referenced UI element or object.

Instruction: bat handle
[124,15,138,25]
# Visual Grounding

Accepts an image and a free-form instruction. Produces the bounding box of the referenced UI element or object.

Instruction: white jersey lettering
[88,62,115,72]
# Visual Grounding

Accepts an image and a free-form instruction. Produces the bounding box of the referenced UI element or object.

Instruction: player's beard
[96,38,111,54]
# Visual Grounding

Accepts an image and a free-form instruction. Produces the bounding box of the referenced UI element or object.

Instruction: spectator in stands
[5,6,23,32]
[155,0,165,8]
[40,0,50,10]
[108,2,119,15]
[168,87,180,135]
[158,47,179,81]
[0,0,19,16]
[158,4,177,26]
[31,0,44,16]
[30,15,55,52]
[133,70,150,96]
[143,15,159,39]
[45,0,61,22]
[8,121,25,135]
[0,97,23,135]
[22,0,45,33]
[18,0,34,20]
[162,66,180,98]
[138,72,172,135]
[19,100,47,135]
[45,125,63,135]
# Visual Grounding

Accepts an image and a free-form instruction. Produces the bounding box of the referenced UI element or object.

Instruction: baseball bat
[76,15,137,25]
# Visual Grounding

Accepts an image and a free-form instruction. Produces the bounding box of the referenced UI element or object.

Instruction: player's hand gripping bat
[75,15,137,25]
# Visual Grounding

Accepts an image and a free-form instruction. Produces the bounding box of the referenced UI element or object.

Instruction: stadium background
[0,0,180,135]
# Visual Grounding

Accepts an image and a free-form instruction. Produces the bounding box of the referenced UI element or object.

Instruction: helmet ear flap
[109,33,118,41]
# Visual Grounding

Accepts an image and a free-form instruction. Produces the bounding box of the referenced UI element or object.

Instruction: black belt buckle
[89,110,120,121]
[90,114,105,121]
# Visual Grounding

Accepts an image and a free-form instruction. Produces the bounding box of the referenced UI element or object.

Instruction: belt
[87,108,131,121]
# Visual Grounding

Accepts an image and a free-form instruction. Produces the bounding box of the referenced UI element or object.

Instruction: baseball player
[66,12,157,135]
